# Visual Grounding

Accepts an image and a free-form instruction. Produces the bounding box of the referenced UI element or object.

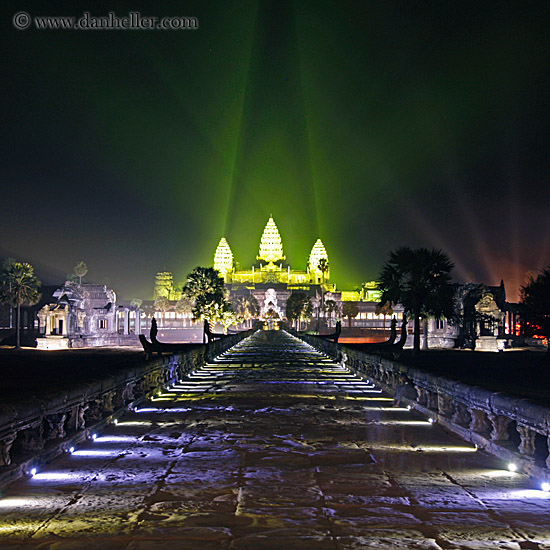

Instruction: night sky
[2,0,549,300]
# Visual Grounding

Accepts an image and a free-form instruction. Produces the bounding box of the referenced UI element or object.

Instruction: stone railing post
[416,387,427,406]
[20,424,45,452]
[426,389,439,411]
[0,434,16,466]
[469,409,491,434]
[452,402,471,427]
[488,413,511,442]
[437,393,454,418]
[45,413,67,440]
[517,424,537,459]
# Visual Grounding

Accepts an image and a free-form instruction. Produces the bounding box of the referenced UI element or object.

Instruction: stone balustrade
[292,330,550,482]
[0,330,252,489]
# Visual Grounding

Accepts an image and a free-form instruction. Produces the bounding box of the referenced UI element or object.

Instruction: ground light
[428,418,435,424]
[542,482,550,492]
[30,468,36,477]
[68,447,75,454]
[508,463,517,472]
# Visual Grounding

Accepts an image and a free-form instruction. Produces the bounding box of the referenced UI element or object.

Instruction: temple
[148,216,524,350]
[214,216,330,287]
[209,216,338,319]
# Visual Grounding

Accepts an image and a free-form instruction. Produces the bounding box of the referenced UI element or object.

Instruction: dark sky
[2,0,549,300]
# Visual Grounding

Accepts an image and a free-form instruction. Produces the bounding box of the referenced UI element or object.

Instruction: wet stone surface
[1,330,549,549]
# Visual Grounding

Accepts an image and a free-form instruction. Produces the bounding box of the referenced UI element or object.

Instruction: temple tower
[308,239,330,283]
[213,237,234,282]
[257,216,285,266]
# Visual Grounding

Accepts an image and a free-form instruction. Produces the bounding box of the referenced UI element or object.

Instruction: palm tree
[0,259,41,348]
[378,247,455,356]
[317,258,329,314]
[518,267,550,365]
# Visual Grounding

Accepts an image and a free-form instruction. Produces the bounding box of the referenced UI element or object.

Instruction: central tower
[257,216,285,266]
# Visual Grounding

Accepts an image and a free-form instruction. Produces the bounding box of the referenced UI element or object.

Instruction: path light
[113,418,118,425]
[30,468,37,477]
[428,418,435,424]
[407,405,412,410]
[68,447,75,454]
[541,482,550,492]
[508,463,517,472]
[91,433,97,441]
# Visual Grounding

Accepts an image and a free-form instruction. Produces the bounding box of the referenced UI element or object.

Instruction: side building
[36,282,138,349]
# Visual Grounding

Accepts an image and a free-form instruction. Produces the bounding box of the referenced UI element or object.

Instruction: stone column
[45,310,51,335]
[426,390,439,411]
[437,393,454,418]
[469,409,491,434]
[416,387,427,406]
[135,310,141,335]
[517,424,537,458]
[489,414,511,441]
[63,307,69,336]
[452,402,471,427]
[0,433,16,466]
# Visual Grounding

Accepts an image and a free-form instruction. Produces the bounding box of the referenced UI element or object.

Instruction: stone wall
[292,330,550,484]
[0,329,254,489]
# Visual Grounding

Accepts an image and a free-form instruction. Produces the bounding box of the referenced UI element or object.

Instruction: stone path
[1,330,549,549]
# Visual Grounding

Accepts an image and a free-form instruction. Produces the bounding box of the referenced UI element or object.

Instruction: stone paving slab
[1,330,549,549]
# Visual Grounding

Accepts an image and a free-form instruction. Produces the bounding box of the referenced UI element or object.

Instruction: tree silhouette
[342,301,359,328]
[286,292,313,330]
[375,301,394,330]
[379,247,455,355]
[232,294,259,327]
[154,296,170,327]
[175,297,193,315]
[324,299,340,323]
[183,267,233,328]
[73,261,88,284]
[0,259,41,348]
[519,267,550,364]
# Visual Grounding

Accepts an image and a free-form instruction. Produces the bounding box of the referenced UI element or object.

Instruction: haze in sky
[2,0,549,300]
